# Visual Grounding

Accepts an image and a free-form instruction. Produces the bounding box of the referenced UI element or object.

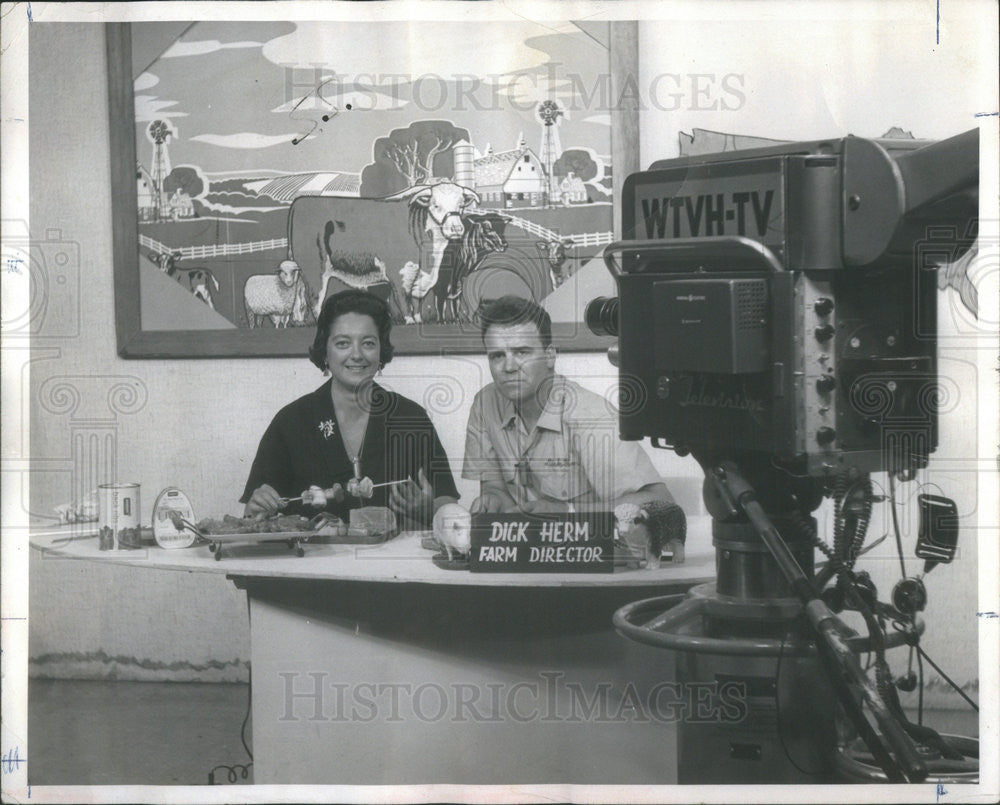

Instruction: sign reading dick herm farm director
[470,513,614,573]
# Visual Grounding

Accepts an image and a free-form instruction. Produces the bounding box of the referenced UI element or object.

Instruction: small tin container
[151,487,198,549]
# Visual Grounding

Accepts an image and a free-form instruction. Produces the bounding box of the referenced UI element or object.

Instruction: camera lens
[585,296,620,337]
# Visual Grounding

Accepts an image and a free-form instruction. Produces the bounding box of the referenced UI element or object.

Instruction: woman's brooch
[318,419,337,439]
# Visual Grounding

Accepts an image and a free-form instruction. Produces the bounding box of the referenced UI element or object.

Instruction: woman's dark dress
[241,381,459,520]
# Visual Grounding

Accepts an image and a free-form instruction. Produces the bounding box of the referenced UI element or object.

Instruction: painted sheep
[244,260,311,328]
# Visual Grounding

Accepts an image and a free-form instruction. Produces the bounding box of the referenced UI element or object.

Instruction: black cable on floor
[208,762,251,785]
[205,679,254,783]
[241,675,253,761]
[206,590,254,784]
[775,628,826,776]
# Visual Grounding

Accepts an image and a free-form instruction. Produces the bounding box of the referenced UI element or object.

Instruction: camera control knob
[814,323,836,343]
[813,297,834,316]
[815,374,836,394]
[816,426,836,446]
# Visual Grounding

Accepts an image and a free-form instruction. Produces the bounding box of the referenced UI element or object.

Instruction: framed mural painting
[107,20,634,357]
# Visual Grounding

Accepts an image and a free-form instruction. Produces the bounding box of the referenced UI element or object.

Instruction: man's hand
[518,498,570,515]
[244,484,285,518]
[470,491,506,514]
[389,468,434,525]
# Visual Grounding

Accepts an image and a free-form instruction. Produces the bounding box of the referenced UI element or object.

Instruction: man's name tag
[470,513,614,573]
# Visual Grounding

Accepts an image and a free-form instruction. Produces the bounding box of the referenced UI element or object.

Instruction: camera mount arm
[708,460,928,783]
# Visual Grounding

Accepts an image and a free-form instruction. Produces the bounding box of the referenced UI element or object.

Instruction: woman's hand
[244,484,285,518]
[388,468,434,526]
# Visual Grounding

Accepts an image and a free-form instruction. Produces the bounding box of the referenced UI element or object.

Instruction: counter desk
[31,518,716,785]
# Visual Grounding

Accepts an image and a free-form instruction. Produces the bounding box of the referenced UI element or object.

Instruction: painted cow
[185,268,221,310]
[388,181,484,323]
[535,238,576,289]
[314,219,393,317]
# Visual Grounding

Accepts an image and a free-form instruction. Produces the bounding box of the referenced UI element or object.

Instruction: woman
[241,290,459,527]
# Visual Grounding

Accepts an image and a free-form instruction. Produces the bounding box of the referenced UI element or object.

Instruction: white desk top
[27,516,716,588]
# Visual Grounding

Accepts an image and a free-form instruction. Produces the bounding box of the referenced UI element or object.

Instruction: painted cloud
[190,132,301,149]
[134,96,187,123]
[134,72,159,91]
[260,22,550,77]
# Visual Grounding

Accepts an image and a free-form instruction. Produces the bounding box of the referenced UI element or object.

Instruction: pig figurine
[433,503,472,561]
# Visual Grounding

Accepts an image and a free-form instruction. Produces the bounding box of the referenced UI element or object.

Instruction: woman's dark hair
[309,290,395,371]
[477,295,552,348]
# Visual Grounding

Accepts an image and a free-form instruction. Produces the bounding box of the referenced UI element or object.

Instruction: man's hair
[477,295,552,348]
[308,290,395,371]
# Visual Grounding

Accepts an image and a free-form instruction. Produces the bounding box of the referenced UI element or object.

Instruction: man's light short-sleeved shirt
[463,375,662,506]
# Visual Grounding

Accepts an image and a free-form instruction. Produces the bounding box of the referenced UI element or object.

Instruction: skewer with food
[346,477,374,499]
[282,478,407,507]
[170,511,319,560]
[282,484,346,508]
[168,504,401,559]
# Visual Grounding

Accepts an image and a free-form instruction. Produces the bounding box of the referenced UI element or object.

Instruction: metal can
[98,483,140,550]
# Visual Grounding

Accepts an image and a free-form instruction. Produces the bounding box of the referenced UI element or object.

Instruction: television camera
[588,129,980,783]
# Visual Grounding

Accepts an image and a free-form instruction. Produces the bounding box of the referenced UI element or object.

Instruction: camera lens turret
[585,296,620,337]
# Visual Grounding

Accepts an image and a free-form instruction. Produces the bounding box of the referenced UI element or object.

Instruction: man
[464,295,673,514]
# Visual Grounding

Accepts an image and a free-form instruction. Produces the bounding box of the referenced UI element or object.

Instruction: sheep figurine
[614,500,687,568]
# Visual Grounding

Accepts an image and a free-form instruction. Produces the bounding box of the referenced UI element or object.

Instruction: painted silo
[452,139,475,188]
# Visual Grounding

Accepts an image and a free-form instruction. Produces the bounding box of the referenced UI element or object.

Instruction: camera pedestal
[615,510,840,783]
[614,460,924,782]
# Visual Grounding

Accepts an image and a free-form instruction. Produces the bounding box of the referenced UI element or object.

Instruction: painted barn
[471,136,547,208]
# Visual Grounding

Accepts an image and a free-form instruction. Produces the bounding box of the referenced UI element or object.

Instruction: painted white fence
[139,234,287,261]
[487,212,613,247]
[139,220,611,264]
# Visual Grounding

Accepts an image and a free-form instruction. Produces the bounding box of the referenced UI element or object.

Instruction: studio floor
[29,679,253,786]
[27,678,979,787]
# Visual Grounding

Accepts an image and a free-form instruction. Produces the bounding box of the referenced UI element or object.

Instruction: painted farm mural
[132,21,617,345]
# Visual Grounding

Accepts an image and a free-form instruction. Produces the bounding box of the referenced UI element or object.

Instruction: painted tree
[163,165,206,199]
[552,148,599,183]
[360,120,471,197]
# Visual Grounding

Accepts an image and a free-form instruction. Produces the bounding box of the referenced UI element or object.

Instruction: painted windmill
[148,119,173,220]
[536,100,564,205]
